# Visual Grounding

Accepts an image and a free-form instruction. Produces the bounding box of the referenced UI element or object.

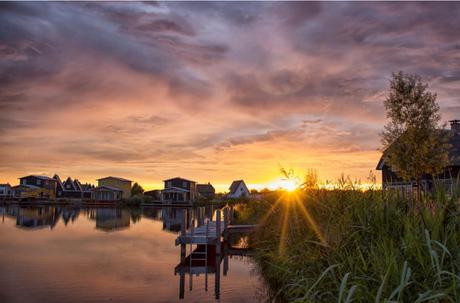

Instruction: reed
[237,186,460,302]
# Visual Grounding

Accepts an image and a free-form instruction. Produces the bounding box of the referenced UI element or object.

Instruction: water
[0,205,267,303]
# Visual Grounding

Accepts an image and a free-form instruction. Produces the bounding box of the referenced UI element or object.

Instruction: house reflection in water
[162,208,186,232]
[5,206,60,229]
[88,208,130,232]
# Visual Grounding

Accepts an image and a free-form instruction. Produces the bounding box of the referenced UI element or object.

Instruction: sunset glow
[1,2,460,191]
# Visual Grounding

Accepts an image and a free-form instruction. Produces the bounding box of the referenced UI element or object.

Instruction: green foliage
[131,182,144,196]
[381,71,450,184]
[238,188,460,302]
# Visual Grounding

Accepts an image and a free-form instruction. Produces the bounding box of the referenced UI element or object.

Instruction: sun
[282,179,298,192]
[269,178,299,192]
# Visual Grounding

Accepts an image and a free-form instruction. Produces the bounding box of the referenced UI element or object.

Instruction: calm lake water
[0,205,268,303]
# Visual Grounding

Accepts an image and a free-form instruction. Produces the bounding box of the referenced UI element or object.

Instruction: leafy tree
[131,182,144,196]
[381,71,451,199]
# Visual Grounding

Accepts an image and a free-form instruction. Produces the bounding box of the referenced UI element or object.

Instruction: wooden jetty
[175,207,256,248]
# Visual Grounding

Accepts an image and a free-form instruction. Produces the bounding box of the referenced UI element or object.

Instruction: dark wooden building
[197,183,216,200]
[54,175,93,200]
[144,189,162,200]
[18,175,57,199]
[377,120,460,195]
[162,177,197,203]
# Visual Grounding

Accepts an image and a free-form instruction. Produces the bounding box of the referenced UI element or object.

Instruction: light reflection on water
[0,205,267,303]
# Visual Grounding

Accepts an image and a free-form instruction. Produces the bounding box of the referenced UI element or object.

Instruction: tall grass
[235,188,460,302]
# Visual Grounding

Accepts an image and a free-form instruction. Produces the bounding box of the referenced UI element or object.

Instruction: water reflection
[88,208,131,231]
[2,206,61,229]
[0,204,265,302]
[0,205,218,233]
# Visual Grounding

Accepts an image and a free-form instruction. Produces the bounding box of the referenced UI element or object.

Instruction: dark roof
[197,183,215,193]
[377,129,460,169]
[144,189,161,194]
[93,185,123,192]
[0,183,11,187]
[229,180,246,194]
[64,177,77,190]
[163,177,196,183]
[19,175,55,181]
[97,176,132,182]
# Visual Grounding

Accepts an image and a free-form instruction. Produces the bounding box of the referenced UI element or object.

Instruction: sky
[1,2,460,192]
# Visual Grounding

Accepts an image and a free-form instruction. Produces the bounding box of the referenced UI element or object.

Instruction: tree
[381,71,451,200]
[131,182,144,196]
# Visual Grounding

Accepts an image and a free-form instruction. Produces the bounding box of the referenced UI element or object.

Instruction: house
[377,120,460,195]
[97,176,132,199]
[54,174,93,200]
[0,183,12,199]
[144,189,162,200]
[162,177,197,204]
[227,180,250,198]
[16,175,57,200]
[91,186,123,201]
[197,182,216,199]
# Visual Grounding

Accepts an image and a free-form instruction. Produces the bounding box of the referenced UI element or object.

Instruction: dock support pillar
[223,207,229,242]
[179,273,185,299]
[215,254,221,300]
[223,242,229,276]
[216,210,221,255]
[180,209,186,261]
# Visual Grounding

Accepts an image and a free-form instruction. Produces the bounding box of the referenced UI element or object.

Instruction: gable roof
[197,183,215,193]
[19,175,55,181]
[163,177,196,183]
[97,176,132,182]
[93,185,123,192]
[73,179,82,191]
[63,177,77,190]
[229,180,247,194]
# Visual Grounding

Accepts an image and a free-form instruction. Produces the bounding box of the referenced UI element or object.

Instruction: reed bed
[235,188,460,302]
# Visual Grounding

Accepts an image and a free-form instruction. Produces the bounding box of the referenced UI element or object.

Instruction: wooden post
[181,209,186,235]
[223,242,229,276]
[179,273,185,299]
[216,210,221,255]
[223,207,229,242]
[215,254,221,300]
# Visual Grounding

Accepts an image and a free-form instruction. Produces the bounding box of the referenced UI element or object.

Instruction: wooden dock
[174,207,256,300]
[175,207,256,247]
[175,221,225,245]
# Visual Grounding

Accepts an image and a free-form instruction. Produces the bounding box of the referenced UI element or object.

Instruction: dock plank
[175,221,225,245]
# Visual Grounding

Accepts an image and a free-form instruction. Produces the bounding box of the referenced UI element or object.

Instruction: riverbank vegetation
[235,186,460,302]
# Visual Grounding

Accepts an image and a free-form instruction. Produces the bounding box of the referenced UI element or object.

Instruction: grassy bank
[234,189,460,302]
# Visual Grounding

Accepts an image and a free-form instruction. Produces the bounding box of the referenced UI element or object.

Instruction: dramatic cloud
[1,2,460,190]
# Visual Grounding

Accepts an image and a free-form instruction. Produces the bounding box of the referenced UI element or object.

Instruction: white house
[227,180,250,198]
[0,183,12,199]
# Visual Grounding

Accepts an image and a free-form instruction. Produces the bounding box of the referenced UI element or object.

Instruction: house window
[0,190,3,194]
[182,181,187,188]
[22,179,26,185]
[167,181,171,188]
[37,179,41,185]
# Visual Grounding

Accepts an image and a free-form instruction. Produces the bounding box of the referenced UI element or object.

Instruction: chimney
[450,120,460,132]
